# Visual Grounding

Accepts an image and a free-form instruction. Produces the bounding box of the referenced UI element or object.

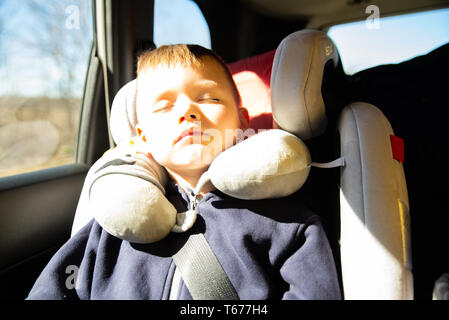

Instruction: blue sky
[328,8,449,74]
[1,1,449,96]
[154,0,211,48]
[0,0,93,97]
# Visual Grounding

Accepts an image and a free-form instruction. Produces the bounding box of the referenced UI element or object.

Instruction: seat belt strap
[309,156,345,169]
[172,233,239,300]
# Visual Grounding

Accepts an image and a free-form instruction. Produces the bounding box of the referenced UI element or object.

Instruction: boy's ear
[136,125,147,143]
[238,107,250,130]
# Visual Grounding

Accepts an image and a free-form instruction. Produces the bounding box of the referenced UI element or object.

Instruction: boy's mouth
[175,127,210,144]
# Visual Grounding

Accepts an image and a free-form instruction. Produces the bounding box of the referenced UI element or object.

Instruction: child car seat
[230,30,413,299]
[268,30,413,299]
[72,29,413,300]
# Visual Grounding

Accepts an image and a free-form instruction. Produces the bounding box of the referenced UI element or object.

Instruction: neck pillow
[84,129,312,243]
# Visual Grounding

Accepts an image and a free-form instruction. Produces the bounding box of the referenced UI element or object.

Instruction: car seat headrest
[110,79,138,145]
[271,29,339,140]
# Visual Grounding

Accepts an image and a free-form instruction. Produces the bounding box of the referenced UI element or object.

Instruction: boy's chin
[174,144,222,165]
[169,150,215,171]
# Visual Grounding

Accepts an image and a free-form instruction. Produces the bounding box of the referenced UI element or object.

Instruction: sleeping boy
[27,44,341,300]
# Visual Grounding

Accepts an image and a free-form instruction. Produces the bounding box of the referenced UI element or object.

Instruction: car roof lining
[238,0,449,29]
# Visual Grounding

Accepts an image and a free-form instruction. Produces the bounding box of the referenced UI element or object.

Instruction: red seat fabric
[227,50,276,130]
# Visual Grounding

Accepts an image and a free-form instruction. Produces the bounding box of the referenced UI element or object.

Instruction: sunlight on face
[136,57,245,174]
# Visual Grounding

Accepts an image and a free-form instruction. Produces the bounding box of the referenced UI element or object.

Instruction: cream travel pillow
[86,129,313,243]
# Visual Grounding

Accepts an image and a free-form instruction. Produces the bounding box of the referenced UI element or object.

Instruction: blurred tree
[0,0,93,175]
[25,0,93,98]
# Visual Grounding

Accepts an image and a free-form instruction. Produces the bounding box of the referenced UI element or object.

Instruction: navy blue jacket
[27,180,341,300]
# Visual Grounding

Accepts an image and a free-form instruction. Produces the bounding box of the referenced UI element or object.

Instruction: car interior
[0,0,448,300]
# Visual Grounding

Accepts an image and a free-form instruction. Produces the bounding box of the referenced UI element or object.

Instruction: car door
[0,0,110,299]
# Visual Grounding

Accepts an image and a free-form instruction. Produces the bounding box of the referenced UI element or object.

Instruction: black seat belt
[172,233,239,300]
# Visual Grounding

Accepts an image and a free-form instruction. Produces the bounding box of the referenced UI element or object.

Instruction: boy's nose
[177,96,201,123]
[179,111,200,124]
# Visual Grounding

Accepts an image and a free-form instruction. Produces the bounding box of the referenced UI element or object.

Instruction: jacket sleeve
[280,215,342,300]
[26,221,95,300]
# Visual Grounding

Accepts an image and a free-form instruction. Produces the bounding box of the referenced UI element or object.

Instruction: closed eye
[154,106,174,113]
[152,101,174,112]
[198,97,220,103]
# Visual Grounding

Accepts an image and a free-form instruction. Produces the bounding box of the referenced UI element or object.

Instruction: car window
[153,0,211,49]
[0,0,93,178]
[327,8,449,75]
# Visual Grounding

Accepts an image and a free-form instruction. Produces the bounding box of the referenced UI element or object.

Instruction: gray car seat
[271,30,413,299]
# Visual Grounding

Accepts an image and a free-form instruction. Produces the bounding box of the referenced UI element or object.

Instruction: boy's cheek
[145,145,171,168]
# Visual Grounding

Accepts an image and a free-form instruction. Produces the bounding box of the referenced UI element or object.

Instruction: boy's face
[136,57,248,174]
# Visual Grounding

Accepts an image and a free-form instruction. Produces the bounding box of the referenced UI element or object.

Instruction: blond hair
[136,44,241,107]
